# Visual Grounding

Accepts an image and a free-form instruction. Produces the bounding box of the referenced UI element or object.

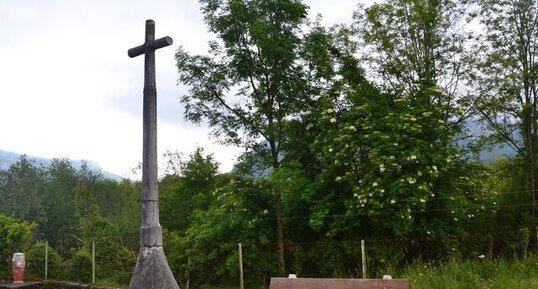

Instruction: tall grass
[96,258,538,289]
[394,257,538,289]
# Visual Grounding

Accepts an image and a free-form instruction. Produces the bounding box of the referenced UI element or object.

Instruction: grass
[167,258,538,289]
[394,257,538,289]
[90,257,538,289]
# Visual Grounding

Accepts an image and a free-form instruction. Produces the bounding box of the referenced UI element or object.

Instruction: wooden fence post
[535,226,538,247]
[45,240,48,280]
[488,234,493,260]
[361,240,367,278]
[239,243,244,289]
[92,241,96,284]
[185,257,191,289]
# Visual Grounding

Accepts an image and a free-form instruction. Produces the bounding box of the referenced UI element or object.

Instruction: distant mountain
[0,150,20,171]
[0,149,122,181]
[458,120,518,162]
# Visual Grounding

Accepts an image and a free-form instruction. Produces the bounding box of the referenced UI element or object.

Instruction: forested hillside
[1,0,537,288]
[0,150,121,180]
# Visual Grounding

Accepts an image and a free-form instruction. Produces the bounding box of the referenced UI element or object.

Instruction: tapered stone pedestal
[129,247,179,289]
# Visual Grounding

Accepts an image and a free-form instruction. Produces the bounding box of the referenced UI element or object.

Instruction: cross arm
[128,36,174,58]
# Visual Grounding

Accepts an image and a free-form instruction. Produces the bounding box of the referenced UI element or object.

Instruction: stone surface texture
[127,19,178,289]
[129,247,179,289]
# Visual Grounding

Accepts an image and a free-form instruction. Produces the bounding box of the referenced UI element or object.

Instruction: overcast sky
[0,0,365,178]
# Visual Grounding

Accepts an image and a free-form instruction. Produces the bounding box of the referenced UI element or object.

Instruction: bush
[26,241,63,279]
[289,241,359,278]
[0,214,37,278]
[64,248,92,283]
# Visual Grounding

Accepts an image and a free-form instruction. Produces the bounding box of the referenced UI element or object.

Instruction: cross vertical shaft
[141,18,160,248]
[128,19,178,289]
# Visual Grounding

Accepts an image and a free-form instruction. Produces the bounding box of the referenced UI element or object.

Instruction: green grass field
[397,257,538,289]
[91,257,538,289]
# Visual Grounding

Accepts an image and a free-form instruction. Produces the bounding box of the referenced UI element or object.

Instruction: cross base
[129,247,179,289]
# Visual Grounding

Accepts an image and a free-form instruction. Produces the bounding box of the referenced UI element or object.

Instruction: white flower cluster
[406,155,417,161]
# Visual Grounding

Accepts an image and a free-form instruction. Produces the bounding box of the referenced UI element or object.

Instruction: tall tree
[176,0,327,274]
[473,0,538,219]
[161,147,219,234]
[42,159,79,255]
[0,157,46,225]
[355,0,473,123]
[305,1,490,259]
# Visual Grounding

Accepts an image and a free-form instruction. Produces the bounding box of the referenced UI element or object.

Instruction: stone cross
[128,19,179,289]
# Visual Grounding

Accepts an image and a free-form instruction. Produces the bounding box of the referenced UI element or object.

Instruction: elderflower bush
[314,91,488,237]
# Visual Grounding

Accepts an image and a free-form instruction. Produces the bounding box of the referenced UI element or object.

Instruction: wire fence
[281,228,535,279]
[7,225,536,288]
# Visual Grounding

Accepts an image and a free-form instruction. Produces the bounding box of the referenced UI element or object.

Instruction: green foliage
[3,1,538,287]
[0,213,36,278]
[175,0,333,175]
[108,180,140,250]
[473,0,538,140]
[179,176,277,287]
[269,161,316,242]
[355,0,470,106]
[162,229,184,283]
[161,148,220,234]
[41,159,80,254]
[0,156,139,285]
[65,248,92,283]
[26,242,63,280]
[75,181,136,282]
[171,0,508,285]
[308,43,489,245]
[478,157,535,258]
[176,0,334,274]
[0,157,47,225]
[472,0,538,221]
[288,240,360,278]
[0,156,140,259]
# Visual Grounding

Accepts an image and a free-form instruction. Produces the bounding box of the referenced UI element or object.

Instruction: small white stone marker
[288,274,297,278]
[383,275,392,280]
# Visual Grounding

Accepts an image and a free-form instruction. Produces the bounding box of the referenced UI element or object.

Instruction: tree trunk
[527,156,537,239]
[269,138,286,275]
[274,187,285,276]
